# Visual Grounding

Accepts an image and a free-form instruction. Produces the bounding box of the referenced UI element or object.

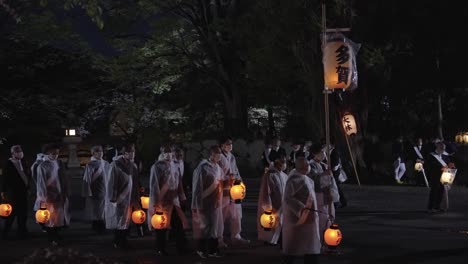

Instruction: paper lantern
[140,195,149,210]
[323,40,355,90]
[151,211,168,230]
[260,211,277,231]
[35,204,50,224]
[414,162,423,172]
[324,223,342,247]
[440,168,457,185]
[132,210,146,224]
[0,203,12,218]
[230,180,246,204]
[463,133,468,144]
[455,133,463,144]
[342,113,357,136]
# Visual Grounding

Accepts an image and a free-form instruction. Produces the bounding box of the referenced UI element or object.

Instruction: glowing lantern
[455,133,463,144]
[414,162,423,172]
[440,168,457,185]
[464,133,468,144]
[0,202,12,218]
[230,180,246,204]
[35,204,50,224]
[323,36,355,90]
[140,195,149,210]
[260,211,277,231]
[324,223,342,247]
[151,211,168,230]
[341,113,357,136]
[132,210,146,224]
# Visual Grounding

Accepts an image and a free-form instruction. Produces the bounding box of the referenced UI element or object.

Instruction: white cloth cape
[282,171,321,255]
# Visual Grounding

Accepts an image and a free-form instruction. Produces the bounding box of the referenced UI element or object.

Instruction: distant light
[65,129,76,136]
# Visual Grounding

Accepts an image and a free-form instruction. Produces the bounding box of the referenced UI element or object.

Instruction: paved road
[2,179,468,264]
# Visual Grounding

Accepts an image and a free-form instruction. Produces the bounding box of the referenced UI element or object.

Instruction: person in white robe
[282,157,321,264]
[105,143,140,249]
[148,145,188,255]
[35,144,70,246]
[192,145,224,258]
[171,147,190,254]
[82,145,110,233]
[257,157,288,246]
[308,144,337,246]
[31,153,45,186]
[218,136,249,247]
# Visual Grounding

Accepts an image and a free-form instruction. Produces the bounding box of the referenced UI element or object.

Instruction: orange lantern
[455,133,463,144]
[132,209,146,224]
[35,203,50,224]
[140,195,149,210]
[324,223,342,247]
[151,211,168,230]
[260,211,277,231]
[230,180,246,204]
[0,202,12,218]
[341,113,357,136]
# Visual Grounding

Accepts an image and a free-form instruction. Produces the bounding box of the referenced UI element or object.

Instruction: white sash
[414,146,424,160]
[431,153,447,167]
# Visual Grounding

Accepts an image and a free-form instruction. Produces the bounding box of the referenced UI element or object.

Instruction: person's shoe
[395,179,404,184]
[156,250,169,256]
[196,250,207,259]
[427,209,437,214]
[231,237,250,245]
[264,241,277,246]
[208,252,224,258]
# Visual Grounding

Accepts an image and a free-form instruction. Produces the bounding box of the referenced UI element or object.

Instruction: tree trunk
[267,105,276,138]
[222,82,248,137]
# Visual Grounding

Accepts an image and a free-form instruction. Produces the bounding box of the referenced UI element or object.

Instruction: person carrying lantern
[192,145,224,258]
[148,145,188,256]
[426,141,453,213]
[35,143,70,246]
[105,143,141,249]
[257,156,288,246]
[82,145,110,234]
[1,145,31,240]
[282,157,321,264]
[308,143,338,246]
[218,136,250,247]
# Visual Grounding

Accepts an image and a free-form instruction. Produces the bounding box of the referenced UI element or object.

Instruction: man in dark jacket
[1,145,31,239]
[426,142,452,213]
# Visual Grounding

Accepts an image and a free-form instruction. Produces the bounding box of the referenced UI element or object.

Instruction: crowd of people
[0,136,352,264]
[391,137,457,213]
